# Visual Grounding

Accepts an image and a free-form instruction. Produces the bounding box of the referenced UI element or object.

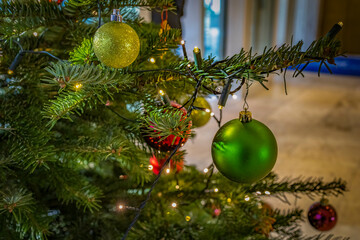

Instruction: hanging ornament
[49,0,64,4]
[211,110,277,183]
[93,9,140,68]
[142,101,191,152]
[191,97,212,128]
[149,154,184,175]
[308,199,337,231]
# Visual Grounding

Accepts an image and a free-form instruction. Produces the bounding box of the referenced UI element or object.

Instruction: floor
[184,72,360,238]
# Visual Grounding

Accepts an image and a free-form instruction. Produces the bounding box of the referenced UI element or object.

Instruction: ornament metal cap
[239,110,252,123]
[111,9,123,22]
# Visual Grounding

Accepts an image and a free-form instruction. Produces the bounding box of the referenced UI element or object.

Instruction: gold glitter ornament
[93,10,140,68]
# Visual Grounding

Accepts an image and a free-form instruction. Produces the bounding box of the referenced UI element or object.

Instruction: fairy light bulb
[264,191,271,195]
[232,94,238,99]
[75,83,82,90]
[175,185,180,189]
[33,32,38,37]
[205,108,211,113]
[149,57,156,63]
[210,112,215,117]
[214,188,219,193]
[118,204,124,210]
[180,40,185,45]
[203,168,209,173]
[185,216,191,221]
[227,198,232,203]
[148,165,153,171]
[171,202,177,208]
[166,168,170,174]
[256,191,261,195]
[159,89,165,96]
[194,46,200,53]
[244,195,250,201]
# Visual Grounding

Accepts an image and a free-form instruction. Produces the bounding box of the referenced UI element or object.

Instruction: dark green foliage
[0,0,347,239]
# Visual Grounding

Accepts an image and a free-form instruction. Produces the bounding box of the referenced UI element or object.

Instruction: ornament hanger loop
[111,9,123,22]
[161,6,168,22]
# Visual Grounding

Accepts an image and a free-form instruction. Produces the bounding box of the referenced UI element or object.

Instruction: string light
[149,57,156,63]
[264,191,271,195]
[227,198,232,203]
[165,168,170,174]
[180,40,185,45]
[244,195,250,201]
[148,165,153,171]
[7,70,14,75]
[214,188,219,193]
[185,216,191,221]
[159,89,165,96]
[171,202,177,208]
[193,46,200,53]
[203,168,209,173]
[205,108,211,113]
[75,83,82,90]
[33,32,38,37]
[210,112,215,117]
[256,191,261,195]
[118,204,124,210]
[232,94,238,100]
[175,185,180,189]
[187,63,191,67]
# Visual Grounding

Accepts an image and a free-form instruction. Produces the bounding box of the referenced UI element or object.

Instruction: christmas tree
[0,1,348,239]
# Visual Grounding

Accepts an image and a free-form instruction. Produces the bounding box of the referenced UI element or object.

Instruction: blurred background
[147,0,360,238]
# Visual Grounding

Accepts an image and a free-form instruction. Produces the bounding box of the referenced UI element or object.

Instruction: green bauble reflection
[211,118,277,183]
[191,97,212,128]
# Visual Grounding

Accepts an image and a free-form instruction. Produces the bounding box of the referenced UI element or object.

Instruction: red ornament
[143,101,191,152]
[49,0,64,4]
[149,155,183,175]
[308,201,337,231]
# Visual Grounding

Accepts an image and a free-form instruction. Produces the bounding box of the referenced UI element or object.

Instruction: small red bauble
[143,101,191,152]
[308,201,337,231]
[149,155,183,175]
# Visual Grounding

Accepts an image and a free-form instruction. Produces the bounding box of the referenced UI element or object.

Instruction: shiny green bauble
[211,118,277,183]
[191,97,212,127]
[93,22,140,68]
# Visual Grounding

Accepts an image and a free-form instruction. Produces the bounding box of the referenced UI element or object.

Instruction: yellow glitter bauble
[93,22,140,68]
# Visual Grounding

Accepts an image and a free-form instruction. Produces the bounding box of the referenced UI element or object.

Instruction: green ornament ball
[211,117,277,183]
[93,21,140,68]
[191,97,212,127]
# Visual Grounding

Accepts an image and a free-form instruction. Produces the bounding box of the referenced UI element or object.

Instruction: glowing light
[256,191,261,195]
[166,168,170,174]
[175,185,180,189]
[205,108,211,113]
[7,69,14,75]
[118,204,124,209]
[75,83,82,90]
[185,216,191,221]
[218,105,223,109]
[148,165,153,171]
[194,46,200,53]
[227,198,232,203]
[171,202,177,208]
[265,191,271,195]
[244,195,250,201]
[159,89,165,96]
[210,112,215,117]
[180,40,185,45]
[203,168,209,173]
[232,94,238,99]
[33,32,38,37]
[149,57,156,63]
[214,188,219,193]
[187,64,191,67]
